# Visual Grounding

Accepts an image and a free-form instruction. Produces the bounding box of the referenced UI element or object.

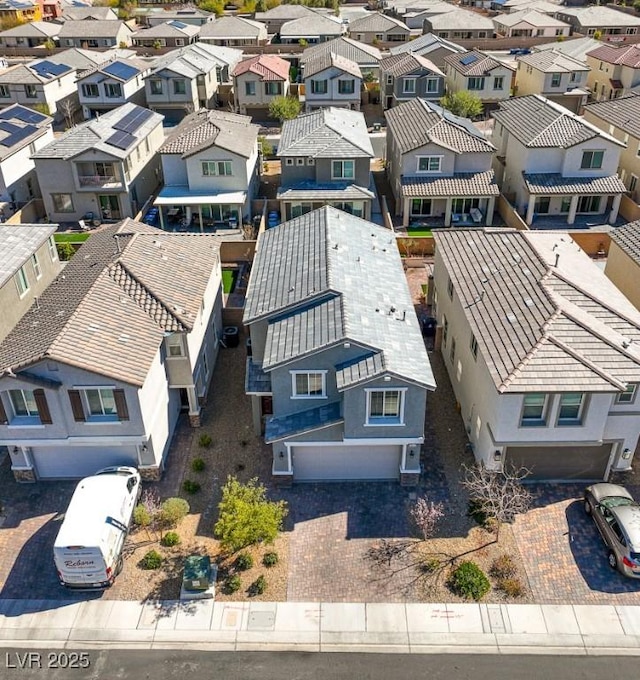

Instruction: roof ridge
[498,333,548,392]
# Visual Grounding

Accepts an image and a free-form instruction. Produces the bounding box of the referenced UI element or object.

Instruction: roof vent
[506,313,516,324]
[524,297,534,307]
[622,338,632,349]
[88,322,101,332]
[119,333,130,343]
[333,243,339,249]
[512,253,521,263]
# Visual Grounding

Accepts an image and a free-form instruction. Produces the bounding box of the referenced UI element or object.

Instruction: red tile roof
[587,43,640,68]
[232,54,290,81]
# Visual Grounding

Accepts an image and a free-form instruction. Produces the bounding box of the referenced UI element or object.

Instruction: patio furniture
[470,208,482,224]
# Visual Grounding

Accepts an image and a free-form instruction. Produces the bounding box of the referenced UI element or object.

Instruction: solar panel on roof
[170,20,188,28]
[0,124,38,147]
[30,60,71,79]
[0,106,47,124]
[106,130,136,150]
[0,121,21,135]
[102,61,140,81]
[113,107,154,134]
[460,54,478,66]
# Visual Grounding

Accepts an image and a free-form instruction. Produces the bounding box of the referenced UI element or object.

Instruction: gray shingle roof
[444,50,507,76]
[48,47,112,72]
[278,107,374,158]
[150,42,243,78]
[584,93,640,139]
[557,6,640,28]
[491,94,621,149]
[159,108,258,159]
[380,52,443,77]
[385,98,494,154]
[199,16,266,39]
[244,206,435,390]
[434,228,640,393]
[256,4,317,20]
[0,221,220,386]
[245,357,272,394]
[132,21,200,39]
[523,173,627,195]
[0,20,60,38]
[280,14,343,38]
[336,352,384,389]
[517,49,589,73]
[277,183,374,200]
[348,12,409,33]
[426,8,495,30]
[61,7,118,20]
[265,400,342,443]
[303,51,362,79]
[58,20,131,39]
[494,9,567,28]
[0,224,56,287]
[610,219,640,265]
[300,37,381,67]
[389,32,465,58]
[402,171,499,197]
[533,36,602,62]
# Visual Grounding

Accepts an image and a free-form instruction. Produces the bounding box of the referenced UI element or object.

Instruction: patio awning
[401,171,500,198]
[154,186,247,206]
[523,173,627,195]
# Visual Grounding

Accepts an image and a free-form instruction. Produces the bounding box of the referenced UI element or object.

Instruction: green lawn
[54,232,91,243]
[222,269,237,295]
[407,228,433,237]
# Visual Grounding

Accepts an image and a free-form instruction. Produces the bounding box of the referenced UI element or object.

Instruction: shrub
[497,577,525,598]
[235,552,254,571]
[249,575,267,596]
[57,242,75,261]
[448,561,491,601]
[490,554,517,580]
[467,499,489,527]
[160,531,181,547]
[191,457,206,473]
[224,574,242,594]
[263,551,279,568]
[133,504,151,527]
[159,497,190,528]
[182,480,201,495]
[140,550,163,570]
[420,557,441,574]
[198,433,212,448]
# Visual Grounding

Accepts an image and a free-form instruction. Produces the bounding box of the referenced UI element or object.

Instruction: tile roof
[300,37,381,67]
[280,14,344,39]
[278,107,374,158]
[516,49,589,73]
[557,6,640,28]
[265,400,343,443]
[426,8,495,30]
[303,51,362,79]
[150,42,243,78]
[48,47,113,72]
[533,36,601,62]
[245,357,272,394]
[491,94,621,148]
[132,21,200,39]
[199,16,266,38]
[586,43,640,69]
[0,60,73,85]
[385,98,495,154]
[523,173,627,195]
[348,12,409,33]
[277,182,375,200]
[584,93,640,140]
[389,32,465,58]
[0,221,221,387]
[77,57,149,82]
[159,108,258,159]
[610,219,640,265]
[444,50,507,76]
[0,224,56,287]
[380,52,443,77]
[61,6,117,20]
[494,9,568,28]
[58,20,131,38]
[255,4,317,20]
[401,171,499,197]
[434,228,640,393]
[232,54,290,81]
[0,103,52,160]
[336,352,385,390]
[244,206,435,390]
[0,20,60,38]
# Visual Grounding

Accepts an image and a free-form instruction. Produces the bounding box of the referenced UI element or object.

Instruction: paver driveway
[513,483,640,604]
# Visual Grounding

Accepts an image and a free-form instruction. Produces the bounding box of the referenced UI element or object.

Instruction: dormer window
[417,156,441,173]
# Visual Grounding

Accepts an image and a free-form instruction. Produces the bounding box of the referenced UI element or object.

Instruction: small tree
[159,497,190,529]
[43,38,55,51]
[268,95,301,123]
[461,462,532,540]
[57,242,75,261]
[407,496,444,541]
[440,91,483,119]
[214,476,288,552]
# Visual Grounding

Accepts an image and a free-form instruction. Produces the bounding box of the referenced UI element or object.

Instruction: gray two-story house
[277,107,375,221]
[380,52,445,110]
[244,206,435,484]
[303,51,363,112]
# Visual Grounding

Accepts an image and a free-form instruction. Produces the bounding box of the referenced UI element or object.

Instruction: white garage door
[31,445,139,480]
[292,444,401,482]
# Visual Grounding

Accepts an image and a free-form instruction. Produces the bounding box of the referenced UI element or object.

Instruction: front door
[98,195,121,220]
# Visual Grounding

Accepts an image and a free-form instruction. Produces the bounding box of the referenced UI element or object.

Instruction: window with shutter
[68,389,86,422]
[33,389,52,424]
[114,389,129,421]
[0,396,7,424]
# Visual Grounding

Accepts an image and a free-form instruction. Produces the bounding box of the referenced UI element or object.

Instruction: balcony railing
[77,174,121,187]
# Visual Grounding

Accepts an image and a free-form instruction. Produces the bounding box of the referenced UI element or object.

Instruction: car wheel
[584,499,593,515]
[608,550,618,570]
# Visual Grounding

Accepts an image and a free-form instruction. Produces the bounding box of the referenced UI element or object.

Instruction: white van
[53,466,141,589]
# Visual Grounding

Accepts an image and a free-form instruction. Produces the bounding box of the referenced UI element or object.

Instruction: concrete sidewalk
[1,599,640,654]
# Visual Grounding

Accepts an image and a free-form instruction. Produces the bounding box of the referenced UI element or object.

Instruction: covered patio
[154,186,247,231]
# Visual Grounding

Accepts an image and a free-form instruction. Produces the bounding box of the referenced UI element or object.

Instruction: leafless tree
[59,99,76,130]
[407,496,444,541]
[461,462,532,541]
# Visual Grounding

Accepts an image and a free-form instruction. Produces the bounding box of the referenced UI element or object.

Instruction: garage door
[292,444,401,482]
[31,445,139,480]
[505,443,613,481]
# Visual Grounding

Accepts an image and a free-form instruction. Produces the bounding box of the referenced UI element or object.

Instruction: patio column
[444,197,452,227]
[158,207,165,230]
[525,195,536,225]
[403,197,410,227]
[567,194,579,225]
[187,386,201,428]
[485,196,495,226]
[609,193,622,224]
[199,209,203,233]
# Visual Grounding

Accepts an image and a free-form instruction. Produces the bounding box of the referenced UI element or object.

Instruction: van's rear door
[54,547,108,587]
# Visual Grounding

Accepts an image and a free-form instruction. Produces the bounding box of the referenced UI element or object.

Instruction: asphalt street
[0,651,637,680]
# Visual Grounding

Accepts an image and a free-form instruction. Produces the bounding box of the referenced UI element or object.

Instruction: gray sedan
[584,483,640,578]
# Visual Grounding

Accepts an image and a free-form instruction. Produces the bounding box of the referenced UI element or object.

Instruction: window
[417,156,441,173]
[9,389,38,417]
[447,276,454,299]
[24,84,37,98]
[338,79,355,94]
[175,38,185,46]
[577,195,601,213]
[311,79,327,94]
[534,196,551,214]
[31,253,41,279]
[570,72,578,83]
[426,77,439,93]
[616,384,637,404]
[245,80,256,95]
[410,198,432,215]
[560,197,572,213]
[451,197,480,214]
[202,160,232,176]
[449,337,456,364]
[291,371,326,398]
[285,158,294,165]
[85,388,117,417]
[468,77,484,90]
[470,334,478,359]
[331,159,354,179]
[442,315,448,346]
[386,74,393,85]
[14,265,29,297]
[493,76,504,90]
[367,389,405,425]
[173,79,186,95]
[104,82,122,98]
[402,77,416,93]
[81,83,99,97]
[166,334,184,357]
[581,150,604,169]
[149,79,163,95]
[51,193,74,213]
[265,81,281,95]
[557,392,585,425]
[0,85,9,98]
[48,235,57,261]
[520,393,547,426]
[550,73,561,87]
[630,175,638,193]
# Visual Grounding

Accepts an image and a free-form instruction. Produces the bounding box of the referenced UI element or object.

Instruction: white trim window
[31,253,41,279]
[14,266,29,297]
[557,392,585,425]
[331,159,354,180]
[9,389,38,417]
[166,334,185,357]
[616,384,637,404]
[245,80,256,95]
[402,77,416,93]
[520,393,548,427]
[366,388,406,425]
[81,83,99,98]
[48,236,57,262]
[580,150,604,169]
[417,156,442,173]
[291,371,327,398]
[202,160,232,176]
[311,79,328,94]
[85,388,117,417]
[426,77,439,93]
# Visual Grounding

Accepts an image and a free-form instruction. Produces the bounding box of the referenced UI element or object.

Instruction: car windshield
[600,496,635,509]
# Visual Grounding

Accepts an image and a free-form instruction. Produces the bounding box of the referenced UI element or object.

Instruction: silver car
[584,483,640,578]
